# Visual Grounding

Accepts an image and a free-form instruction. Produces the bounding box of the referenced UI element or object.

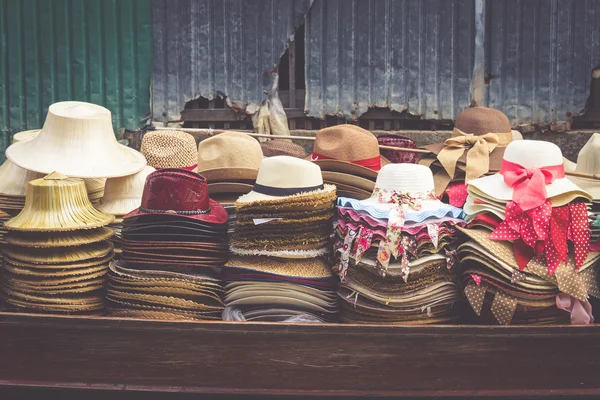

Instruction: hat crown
[103,165,156,200]
[141,130,198,169]
[12,129,40,144]
[374,164,435,193]
[140,169,210,212]
[455,107,512,135]
[261,140,308,158]
[576,133,600,174]
[312,125,380,161]
[197,131,262,172]
[503,140,563,168]
[255,156,323,189]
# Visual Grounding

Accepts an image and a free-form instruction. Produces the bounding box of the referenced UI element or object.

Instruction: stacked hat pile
[333,164,465,324]
[108,169,229,320]
[197,132,263,235]
[309,125,388,200]
[419,107,522,208]
[223,156,339,322]
[98,166,156,257]
[458,140,599,325]
[1,173,115,315]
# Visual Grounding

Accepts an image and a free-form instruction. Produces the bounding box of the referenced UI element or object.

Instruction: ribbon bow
[437,129,499,182]
[373,188,437,212]
[500,160,565,211]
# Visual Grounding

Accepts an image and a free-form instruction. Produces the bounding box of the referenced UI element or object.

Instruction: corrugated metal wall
[0,0,152,158]
[151,0,311,124]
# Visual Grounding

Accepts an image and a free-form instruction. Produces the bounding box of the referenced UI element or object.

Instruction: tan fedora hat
[261,140,308,158]
[308,125,389,179]
[141,130,198,170]
[321,171,375,192]
[197,131,262,182]
[567,133,600,200]
[98,165,156,217]
[6,102,147,178]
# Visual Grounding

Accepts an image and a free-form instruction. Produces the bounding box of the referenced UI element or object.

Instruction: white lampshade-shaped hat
[98,165,156,216]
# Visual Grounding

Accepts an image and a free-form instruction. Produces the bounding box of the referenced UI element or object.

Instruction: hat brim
[236,184,336,205]
[5,227,114,248]
[309,156,390,180]
[123,198,229,225]
[97,197,143,217]
[421,144,506,172]
[567,176,600,201]
[208,182,254,195]
[198,167,258,183]
[0,160,44,197]
[322,171,375,192]
[469,174,592,206]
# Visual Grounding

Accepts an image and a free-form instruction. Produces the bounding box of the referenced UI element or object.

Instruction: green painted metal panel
[0,0,152,160]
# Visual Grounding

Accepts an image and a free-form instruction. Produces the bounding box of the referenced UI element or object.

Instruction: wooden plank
[181,108,306,122]
[1,313,600,397]
[288,39,297,131]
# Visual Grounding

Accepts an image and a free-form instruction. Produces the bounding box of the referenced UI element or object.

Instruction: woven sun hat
[308,124,390,179]
[567,133,600,200]
[141,129,198,171]
[5,227,114,248]
[98,165,156,216]
[468,140,592,209]
[197,131,263,183]
[123,168,228,225]
[261,140,308,159]
[11,129,41,144]
[5,102,146,178]
[0,129,44,197]
[4,172,115,232]
[236,156,335,204]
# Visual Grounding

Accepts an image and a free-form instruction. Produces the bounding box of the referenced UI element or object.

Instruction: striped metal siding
[485,0,600,125]
[304,0,476,120]
[0,0,152,156]
[151,0,311,124]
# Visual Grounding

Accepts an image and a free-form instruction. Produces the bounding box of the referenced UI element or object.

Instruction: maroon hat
[124,169,228,225]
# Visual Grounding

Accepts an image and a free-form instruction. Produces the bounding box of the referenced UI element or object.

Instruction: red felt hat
[123,169,228,225]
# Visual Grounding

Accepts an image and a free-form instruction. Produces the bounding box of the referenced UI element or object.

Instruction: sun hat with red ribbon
[468,140,591,210]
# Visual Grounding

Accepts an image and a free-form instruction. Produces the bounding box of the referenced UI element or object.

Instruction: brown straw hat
[141,130,198,170]
[308,125,390,179]
[261,140,308,158]
[197,131,263,183]
[4,172,115,232]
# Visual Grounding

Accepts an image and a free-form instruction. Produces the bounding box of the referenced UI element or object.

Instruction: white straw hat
[236,156,335,204]
[469,140,591,205]
[98,165,156,216]
[568,133,600,200]
[12,129,41,144]
[0,129,44,197]
[5,101,147,178]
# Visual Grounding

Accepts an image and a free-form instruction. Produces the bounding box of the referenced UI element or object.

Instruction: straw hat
[4,172,114,232]
[98,166,156,216]
[124,169,228,225]
[0,129,44,197]
[261,140,308,158]
[469,140,592,205]
[12,129,41,144]
[308,125,390,179]
[567,133,600,200]
[5,227,114,248]
[236,156,335,204]
[6,102,146,178]
[141,130,198,170]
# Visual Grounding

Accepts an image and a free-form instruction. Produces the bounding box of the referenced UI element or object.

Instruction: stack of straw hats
[141,130,198,171]
[98,166,156,257]
[459,140,599,325]
[222,156,339,322]
[419,107,522,208]
[108,169,229,320]
[1,173,115,315]
[333,164,465,324]
[309,125,389,200]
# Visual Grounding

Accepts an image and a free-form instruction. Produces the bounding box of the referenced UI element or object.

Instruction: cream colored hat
[98,165,156,216]
[12,129,41,144]
[141,130,198,170]
[469,140,591,206]
[197,131,263,182]
[0,130,44,197]
[568,133,600,200]
[6,102,147,178]
[236,156,335,204]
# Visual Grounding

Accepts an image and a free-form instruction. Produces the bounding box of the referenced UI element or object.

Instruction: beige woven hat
[4,172,114,232]
[0,129,44,197]
[141,130,198,170]
[98,165,156,216]
[5,102,146,178]
[197,131,263,182]
[12,129,41,143]
[568,133,600,200]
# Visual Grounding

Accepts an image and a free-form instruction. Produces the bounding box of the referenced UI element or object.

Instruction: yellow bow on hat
[437,128,499,182]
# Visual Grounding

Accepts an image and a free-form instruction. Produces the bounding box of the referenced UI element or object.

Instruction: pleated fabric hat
[5,102,147,178]
[98,165,156,216]
[4,172,115,232]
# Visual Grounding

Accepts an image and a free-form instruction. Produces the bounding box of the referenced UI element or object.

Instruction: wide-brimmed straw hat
[236,156,335,205]
[197,131,262,183]
[141,130,198,171]
[0,129,44,198]
[469,140,591,209]
[98,166,156,216]
[308,125,389,179]
[11,129,41,144]
[4,172,114,232]
[5,102,147,178]
[124,169,228,225]
[567,133,600,200]
[261,140,308,158]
